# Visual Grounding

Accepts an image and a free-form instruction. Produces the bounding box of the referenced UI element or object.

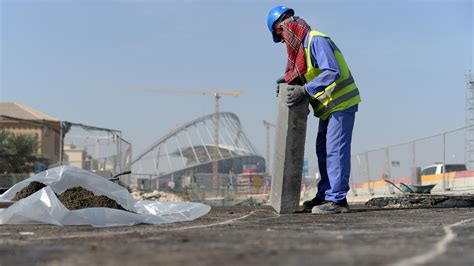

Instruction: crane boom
[141,88,242,96]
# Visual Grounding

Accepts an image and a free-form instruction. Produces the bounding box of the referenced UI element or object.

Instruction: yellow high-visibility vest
[304,30,361,120]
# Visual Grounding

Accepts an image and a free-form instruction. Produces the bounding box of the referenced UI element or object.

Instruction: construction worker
[267,6,361,214]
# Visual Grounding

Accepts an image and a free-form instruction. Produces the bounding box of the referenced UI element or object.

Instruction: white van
[420,164,466,176]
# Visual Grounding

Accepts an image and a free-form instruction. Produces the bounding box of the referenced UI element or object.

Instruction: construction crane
[140,88,242,193]
[263,120,276,176]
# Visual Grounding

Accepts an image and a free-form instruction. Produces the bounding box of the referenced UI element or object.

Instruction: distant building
[0,102,64,167]
[63,144,87,169]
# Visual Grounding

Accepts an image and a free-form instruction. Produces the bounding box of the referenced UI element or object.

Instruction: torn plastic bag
[0,166,210,227]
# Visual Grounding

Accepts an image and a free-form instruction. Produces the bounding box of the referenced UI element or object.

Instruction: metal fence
[350,125,472,196]
[134,173,271,207]
[60,121,132,181]
[0,116,132,189]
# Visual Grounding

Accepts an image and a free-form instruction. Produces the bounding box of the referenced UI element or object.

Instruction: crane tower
[466,73,474,169]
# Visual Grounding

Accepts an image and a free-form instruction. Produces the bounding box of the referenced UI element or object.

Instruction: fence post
[386,147,393,194]
[442,132,447,191]
[412,141,417,185]
[365,152,372,195]
[59,120,63,165]
[350,156,358,196]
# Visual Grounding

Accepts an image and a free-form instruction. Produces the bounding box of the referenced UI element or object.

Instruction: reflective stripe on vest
[303,30,361,120]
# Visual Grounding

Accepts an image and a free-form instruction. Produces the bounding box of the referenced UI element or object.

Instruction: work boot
[311,199,350,214]
[302,196,326,212]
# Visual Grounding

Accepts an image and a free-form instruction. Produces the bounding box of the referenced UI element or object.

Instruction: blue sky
[1,0,473,171]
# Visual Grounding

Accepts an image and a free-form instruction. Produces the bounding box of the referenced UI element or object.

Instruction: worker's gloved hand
[286,85,307,107]
[275,76,286,97]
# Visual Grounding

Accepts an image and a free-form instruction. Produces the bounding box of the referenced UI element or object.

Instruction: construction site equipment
[108,170,132,182]
[382,178,436,194]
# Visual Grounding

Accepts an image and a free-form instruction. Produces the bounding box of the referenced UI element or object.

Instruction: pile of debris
[366,194,474,208]
[58,187,126,211]
[12,181,46,201]
[130,187,184,202]
[0,166,211,227]
[13,181,126,211]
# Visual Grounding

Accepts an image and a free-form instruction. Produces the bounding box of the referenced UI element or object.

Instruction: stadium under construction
[130,112,267,205]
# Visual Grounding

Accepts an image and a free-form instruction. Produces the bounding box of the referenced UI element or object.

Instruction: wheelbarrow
[108,170,131,182]
[383,179,436,194]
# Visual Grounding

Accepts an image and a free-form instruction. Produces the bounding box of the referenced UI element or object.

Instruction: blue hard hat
[267,5,294,43]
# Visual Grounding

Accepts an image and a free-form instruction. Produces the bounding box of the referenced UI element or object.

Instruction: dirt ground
[0,205,473,266]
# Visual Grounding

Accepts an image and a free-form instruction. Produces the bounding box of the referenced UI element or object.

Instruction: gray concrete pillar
[271,83,309,213]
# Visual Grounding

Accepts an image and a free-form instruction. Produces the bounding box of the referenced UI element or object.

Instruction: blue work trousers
[315,111,355,202]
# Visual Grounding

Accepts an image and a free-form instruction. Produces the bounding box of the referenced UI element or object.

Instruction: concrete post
[270,83,309,213]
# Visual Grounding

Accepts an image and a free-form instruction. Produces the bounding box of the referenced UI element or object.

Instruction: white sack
[0,166,210,227]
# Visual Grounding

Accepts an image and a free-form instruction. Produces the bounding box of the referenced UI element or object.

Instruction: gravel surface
[366,194,474,208]
[0,205,473,266]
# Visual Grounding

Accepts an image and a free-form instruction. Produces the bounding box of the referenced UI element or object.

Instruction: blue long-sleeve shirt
[303,33,358,113]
